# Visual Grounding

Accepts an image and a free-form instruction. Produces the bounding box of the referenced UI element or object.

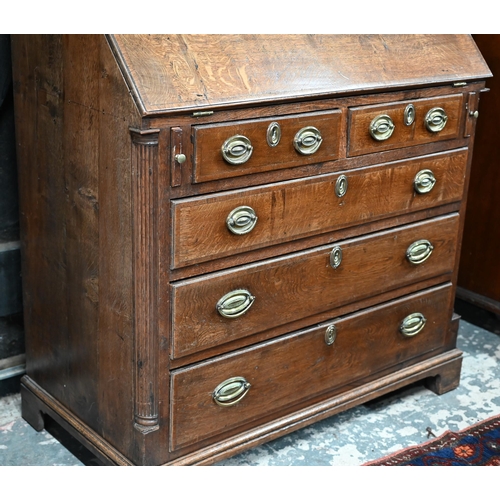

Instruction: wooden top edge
[108,35,492,117]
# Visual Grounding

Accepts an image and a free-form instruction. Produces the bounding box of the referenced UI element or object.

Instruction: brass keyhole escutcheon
[267,122,281,147]
[335,175,348,198]
[330,246,342,269]
[325,325,337,346]
[404,104,415,126]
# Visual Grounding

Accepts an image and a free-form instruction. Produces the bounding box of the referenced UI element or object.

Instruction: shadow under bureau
[11,35,491,465]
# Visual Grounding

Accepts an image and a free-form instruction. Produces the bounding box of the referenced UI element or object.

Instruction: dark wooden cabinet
[457,34,500,315]
[11,35,490,465]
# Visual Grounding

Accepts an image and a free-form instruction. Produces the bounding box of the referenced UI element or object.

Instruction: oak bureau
[11,35,491,465]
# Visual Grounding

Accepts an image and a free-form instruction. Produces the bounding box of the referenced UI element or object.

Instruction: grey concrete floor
[1,302,500,466]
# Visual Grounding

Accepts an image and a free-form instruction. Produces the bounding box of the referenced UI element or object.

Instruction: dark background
[0,34,24,396]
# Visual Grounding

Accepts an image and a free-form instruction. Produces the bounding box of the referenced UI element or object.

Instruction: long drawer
[170,283,454,451]
[172,149,467,269]
[171,214,460,359]
[192,109,342,183]
[348,94,464,156]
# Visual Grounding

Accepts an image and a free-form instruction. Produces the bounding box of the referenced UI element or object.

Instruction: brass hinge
[192,111,214,117]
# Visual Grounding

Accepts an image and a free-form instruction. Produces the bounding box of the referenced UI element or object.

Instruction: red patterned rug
[363,414,500,466]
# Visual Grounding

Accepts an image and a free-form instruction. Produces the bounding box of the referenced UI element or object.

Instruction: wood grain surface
[171,214,460,359]
[109,35,491,115]
[11,34,145,462]
[172,149,468,269]
[193,110,342,182]
[11,34,488,466]
[348,94,464,156]
[170,283,453,450]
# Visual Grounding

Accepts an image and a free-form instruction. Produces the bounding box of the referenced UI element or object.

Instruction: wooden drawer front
[172,149,467,269]
[171,214,459,359]
[170,283,453,450]
[348,94,464,157]
[193,110,342,183]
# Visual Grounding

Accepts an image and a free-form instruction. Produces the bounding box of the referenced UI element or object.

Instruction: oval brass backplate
[216,289,255,318]
[213,376,251,407]
[293,126,323,155]
[369,114,395,141]
[425,107,448,133]
[226,206,258,235]
[414,169,436,194]
[406,240,434,265]
[221,135,254,165]
[399,312,427,337]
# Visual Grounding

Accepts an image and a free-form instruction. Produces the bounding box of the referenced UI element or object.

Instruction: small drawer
[348,94,464,156]
[192,109,342,183]
[172,149,468,269]
[170,283,453,451]
[171,214,460,359]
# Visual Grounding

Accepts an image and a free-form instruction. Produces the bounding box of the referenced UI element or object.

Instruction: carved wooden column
[130,128,160,433]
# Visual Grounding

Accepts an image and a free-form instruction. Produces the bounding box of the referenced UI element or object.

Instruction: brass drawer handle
[216,289,255,318]
[213,376,251,407]
[226,206,258,235]
[399,312,427,337]
[414,169,436,194]
[425,107,448,133]
[335,175,348,198]
[330,245,342,269]
[221,135,254,165]
[369,114,395,141]
[293,126,323,155]
[406,239,434,265]
[325,325,337,346]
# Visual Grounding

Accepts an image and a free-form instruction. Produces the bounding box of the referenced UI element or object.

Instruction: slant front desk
[11,35,491,465]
